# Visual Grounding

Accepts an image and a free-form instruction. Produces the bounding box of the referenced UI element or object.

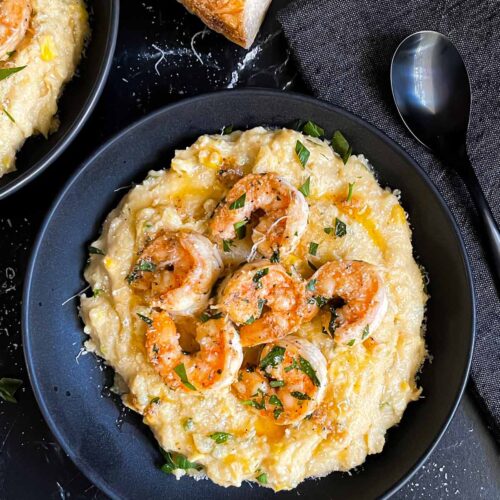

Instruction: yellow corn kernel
[199,149,222,169]
[103,257,114,269]
[390,204,406,224]
[40,36,57,62]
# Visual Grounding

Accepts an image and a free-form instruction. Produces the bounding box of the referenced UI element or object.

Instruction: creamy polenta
[80,127,427,491]
[0,0,89,177]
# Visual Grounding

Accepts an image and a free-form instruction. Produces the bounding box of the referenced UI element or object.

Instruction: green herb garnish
[314,296,328,308]
[222,124,233,134]
[257,298,266,317]
[229,193,246,210]
[223,239,234,252]
[245,316,255,325]
[233,219,248,239]
[306,279,317,292]
[160,449,203,474]
[260,346,286,370]
[269,395,283,407]
[200,310,223,323]
[298,176,311,197]
[284,358,299,373]
[2,107,15,123]
[0,378,22,403]
[183,418,194,431]
[346,339,356,346]
[334,218,347,237]
[323,227,334,235]
[361,325,370,340]
[242,399,266,410]
[295,140,310,168]
[209,432,232,444]
[256,472,268,484]
[331,130,352,164]
[137,313,153,326]
[302,120,324,138]
[290,391,311,400]
[269,380,285,388]
[0,66,26,82]
[309,242,319,256]
[174,363,196,391]
[347,182,355,202]
[298,356,321,387]
[89,245,104,255]
[270,250,280,263]
[93,288,103,297]
[253,268,269,288]
[150,397,160,404]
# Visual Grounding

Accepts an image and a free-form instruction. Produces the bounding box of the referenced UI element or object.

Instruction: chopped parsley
[126,258,157,284]
[346,339,356,346]
[331,130,352,164]
[137,313,153,326]
[2,107,15,123]
[222,124,233,134]
[323,227,334,235]
[269,395,283,407]
[0,378,22,403]
[302,120,324,138]
[160,449,203,474]
[269,380,285,388]
[309,241,319,256]
[0,66,26,82]
[223,239,234,252]
[233,219,248,239]
[199,310,223,323]
[290,391,311,400]
[335,218,347,237]
[209,432,232,444]
[306,279,317,292]
[93,288,103,297]
[260,346,286,370]
[270,250,280,263]
[229,193,246,209]
[256,472,268,484]
[89,245,104,255]
[298,176,311,197]
[150,397,160,405]
[347,182,355,202]
[244,316,255,325]
[314,296,328,308]
[295,140,310,168]
[298,356,321,386]
[242,399,265,410]
[173,363,196,391]
[361,324,370,340]
[253,267,269,288]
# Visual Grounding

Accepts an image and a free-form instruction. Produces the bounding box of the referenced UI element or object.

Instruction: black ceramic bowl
[23,90,474,499]
[0,0,119,200]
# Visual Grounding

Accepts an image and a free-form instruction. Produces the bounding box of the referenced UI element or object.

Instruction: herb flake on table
[0,378,22,403]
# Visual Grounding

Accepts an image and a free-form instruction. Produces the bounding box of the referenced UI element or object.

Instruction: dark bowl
[0,0,119,200]
[23,90,475,499]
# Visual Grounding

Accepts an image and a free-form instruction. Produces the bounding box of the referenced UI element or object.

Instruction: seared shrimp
[0,0,31,60]
[145,311,243,392]
[311,260,388,345]
[128,231,223,315]
[209,173,308,259]
[218,260,316,347]
[233,337,327,425]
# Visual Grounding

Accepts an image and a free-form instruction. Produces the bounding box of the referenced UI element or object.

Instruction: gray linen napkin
[278,0,500,438]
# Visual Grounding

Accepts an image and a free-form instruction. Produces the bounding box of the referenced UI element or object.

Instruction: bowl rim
[0,0,120,200]
[22,88,476,499]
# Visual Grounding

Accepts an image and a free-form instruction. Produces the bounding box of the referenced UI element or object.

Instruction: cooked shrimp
[311,260,388,345]
[209,173,308,259]
[145,311,243,392]
[128,231,223,315]
[0,0,31,60]
[218,260,316,347]
[233,337,327,425]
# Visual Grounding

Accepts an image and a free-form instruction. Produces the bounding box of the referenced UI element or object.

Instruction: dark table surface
[0,1,498,498]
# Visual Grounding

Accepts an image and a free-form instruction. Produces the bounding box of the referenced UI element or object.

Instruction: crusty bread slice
[179,0,271,49]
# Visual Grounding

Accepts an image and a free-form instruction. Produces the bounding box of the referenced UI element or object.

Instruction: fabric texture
[278,0,500,438]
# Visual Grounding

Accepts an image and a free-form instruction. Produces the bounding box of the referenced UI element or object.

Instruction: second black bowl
[0,0,120,200]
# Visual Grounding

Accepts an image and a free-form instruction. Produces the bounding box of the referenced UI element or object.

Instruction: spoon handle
[456,148,500,287]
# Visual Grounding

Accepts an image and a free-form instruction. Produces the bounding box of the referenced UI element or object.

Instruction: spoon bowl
[391,30,500,288]
[391,31,471,154]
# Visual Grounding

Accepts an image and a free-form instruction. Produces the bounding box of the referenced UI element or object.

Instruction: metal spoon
[391,30,500,285]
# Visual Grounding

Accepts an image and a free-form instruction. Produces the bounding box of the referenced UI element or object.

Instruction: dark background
[0,1,498,498]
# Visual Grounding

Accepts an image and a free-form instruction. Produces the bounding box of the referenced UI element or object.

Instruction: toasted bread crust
[179,0,249,47]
